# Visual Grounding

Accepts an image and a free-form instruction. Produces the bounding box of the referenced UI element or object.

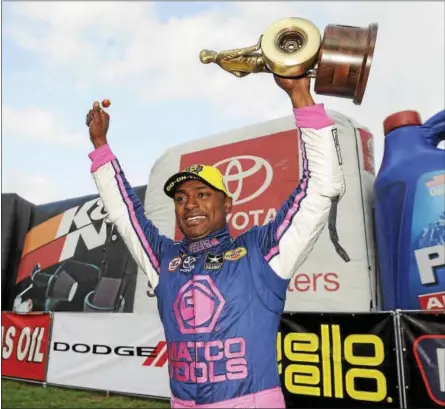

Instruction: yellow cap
[163,164,231,198]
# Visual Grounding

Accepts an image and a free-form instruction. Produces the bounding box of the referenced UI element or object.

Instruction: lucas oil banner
[1,312,51,382]
[278,312,400,408]
[3,186,147,314]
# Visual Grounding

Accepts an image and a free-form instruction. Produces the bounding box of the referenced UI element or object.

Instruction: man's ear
[224,196,233,215]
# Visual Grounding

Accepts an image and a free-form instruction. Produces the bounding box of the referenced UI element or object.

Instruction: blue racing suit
[89,104,346,408]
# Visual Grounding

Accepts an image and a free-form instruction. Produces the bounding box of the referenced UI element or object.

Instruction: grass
[1,378,170,408]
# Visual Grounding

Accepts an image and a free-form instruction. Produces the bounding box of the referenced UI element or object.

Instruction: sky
[2,1,444,205]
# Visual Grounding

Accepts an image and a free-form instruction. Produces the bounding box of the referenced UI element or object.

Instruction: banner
[400,311,445,407]
[278,312,400,408]
[46,312,171,398]
[7,186,147,314]
[1,312,51,382]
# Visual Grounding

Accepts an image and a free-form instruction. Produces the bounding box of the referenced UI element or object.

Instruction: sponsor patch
[168,257,182,272]
[204,253,224,270]
[224,247,247,261]
[180,256,196,273]
[331,128,343,166]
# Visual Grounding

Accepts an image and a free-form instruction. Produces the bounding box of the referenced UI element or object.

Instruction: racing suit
[89,103,345,408]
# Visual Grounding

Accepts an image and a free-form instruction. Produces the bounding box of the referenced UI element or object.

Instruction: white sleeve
[88,144,173,290]
[257,103,348,280]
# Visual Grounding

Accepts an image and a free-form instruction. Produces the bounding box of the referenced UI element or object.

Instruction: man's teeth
[187,216,205,222]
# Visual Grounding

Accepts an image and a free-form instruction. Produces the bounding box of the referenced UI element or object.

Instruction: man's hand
[86,101,110,149]
[273,74,314,109]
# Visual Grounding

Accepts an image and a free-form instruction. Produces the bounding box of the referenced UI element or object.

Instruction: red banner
[1,312,51,381]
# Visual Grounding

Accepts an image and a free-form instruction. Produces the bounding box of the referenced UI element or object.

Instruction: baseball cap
[163,164,231,198]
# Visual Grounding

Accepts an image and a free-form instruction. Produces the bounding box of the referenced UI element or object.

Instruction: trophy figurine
[200,17,378,105]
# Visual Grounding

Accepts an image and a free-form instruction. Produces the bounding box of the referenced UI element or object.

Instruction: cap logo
[184,165,204,174]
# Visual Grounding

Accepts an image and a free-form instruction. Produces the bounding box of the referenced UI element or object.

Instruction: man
[86,74,345,408]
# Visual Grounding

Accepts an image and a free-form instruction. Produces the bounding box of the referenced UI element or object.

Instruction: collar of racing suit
[180,225,232,255]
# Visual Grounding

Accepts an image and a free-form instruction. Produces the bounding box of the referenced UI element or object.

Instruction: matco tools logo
[170,278,247,383]
[413,335,445,405]
[213,155,273,205]
[173,276,225,334]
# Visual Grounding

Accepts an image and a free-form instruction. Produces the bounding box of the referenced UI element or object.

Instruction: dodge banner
[1,312,51,381]
[46,312,171,398]
[278,312,400,408]
[399,311,445,408]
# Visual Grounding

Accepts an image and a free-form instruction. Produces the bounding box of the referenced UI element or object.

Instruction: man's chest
[157,245,257,336]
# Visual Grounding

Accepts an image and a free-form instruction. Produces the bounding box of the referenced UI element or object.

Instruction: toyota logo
[213,155,273,205]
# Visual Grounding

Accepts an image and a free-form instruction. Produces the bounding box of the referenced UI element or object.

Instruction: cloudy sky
[2,1,444,205]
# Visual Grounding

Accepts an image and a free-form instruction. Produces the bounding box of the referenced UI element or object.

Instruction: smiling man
[85,74,345,408]
[164,164,233,239]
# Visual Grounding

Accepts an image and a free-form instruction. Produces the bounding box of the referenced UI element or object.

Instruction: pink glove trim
[293,103,334,129]
[88,144,116,173]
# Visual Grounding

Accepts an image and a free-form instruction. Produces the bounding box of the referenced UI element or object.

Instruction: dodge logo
[213,155,273,205]
[173,276,225,334]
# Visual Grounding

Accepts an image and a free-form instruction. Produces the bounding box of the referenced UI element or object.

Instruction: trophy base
[314,23,378,105]
[261,17,322,77]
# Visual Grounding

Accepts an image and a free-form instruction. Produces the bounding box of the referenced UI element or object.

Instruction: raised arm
[257,76,347,280]
[86,101,173,291]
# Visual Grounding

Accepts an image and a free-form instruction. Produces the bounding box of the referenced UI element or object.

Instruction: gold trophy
[200,17,378,105]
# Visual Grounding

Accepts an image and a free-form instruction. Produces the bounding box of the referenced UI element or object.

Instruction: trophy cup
[199,17,378,105]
